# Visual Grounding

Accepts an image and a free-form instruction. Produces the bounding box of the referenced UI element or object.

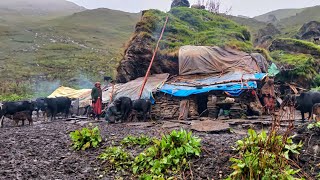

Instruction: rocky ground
[0,116,318,180]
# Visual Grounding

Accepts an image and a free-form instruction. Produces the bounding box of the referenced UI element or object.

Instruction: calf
[312,103,320,122]
[0,101,34,128]
[132,99,152,121]
[7,111,33,126]
[44,97,72,120]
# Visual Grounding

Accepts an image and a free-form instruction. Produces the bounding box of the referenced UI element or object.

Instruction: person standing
[91,82,102,120]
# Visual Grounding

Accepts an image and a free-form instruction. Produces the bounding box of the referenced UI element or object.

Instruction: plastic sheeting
[179,46,261,75]
[48,86,92,107]
[170,72,267,87]
[110,73,169,102]
[160,81,258,97]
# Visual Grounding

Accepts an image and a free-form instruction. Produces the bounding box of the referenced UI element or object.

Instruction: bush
[227,129,303,180]
[69,126,102,151]
[121,135,154,148]
[132,129,201,177]
[98,129,201,179]
[99,146,133,171]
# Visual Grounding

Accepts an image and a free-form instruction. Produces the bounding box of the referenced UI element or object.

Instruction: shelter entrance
[196,94,208,117]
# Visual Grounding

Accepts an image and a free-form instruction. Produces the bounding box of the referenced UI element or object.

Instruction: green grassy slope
[0,8,140,99]
[228,15,267,36]
[277,6,320,35]
[254,8,305,22]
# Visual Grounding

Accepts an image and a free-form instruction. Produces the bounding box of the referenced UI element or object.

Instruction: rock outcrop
[254,23,281,48]
[297,21,320,40]
[269,38,320,57]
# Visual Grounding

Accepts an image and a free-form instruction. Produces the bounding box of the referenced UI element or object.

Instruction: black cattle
[114,97,132,122]
[105,101,121,123]
[44,97,72,120]
[132,99,152,121]
[295,92,320,122]
[32,97,48,119]
[0,101,34,127]
[314,37,320,42]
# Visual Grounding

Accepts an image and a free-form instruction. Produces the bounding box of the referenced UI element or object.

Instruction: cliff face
[116,7,253,83]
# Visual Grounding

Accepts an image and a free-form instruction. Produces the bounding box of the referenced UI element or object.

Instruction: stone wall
[152,93,198,120]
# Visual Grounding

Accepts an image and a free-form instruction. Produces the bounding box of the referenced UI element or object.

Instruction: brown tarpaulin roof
[179,46,261,75]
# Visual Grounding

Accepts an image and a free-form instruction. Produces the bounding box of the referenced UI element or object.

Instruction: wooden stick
[138,16,169,99]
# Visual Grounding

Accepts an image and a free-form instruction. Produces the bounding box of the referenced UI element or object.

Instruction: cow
[105,101,121,123]
[0,101,34,128]
[295,92,320,122]
[7,111,33,126]
[44,97,72,121]
[132,99,152,121]
[32,97,48,120]
[114,97,132,122]
[314,37,320,43]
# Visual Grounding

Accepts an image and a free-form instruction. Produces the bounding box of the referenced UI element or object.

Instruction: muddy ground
[0,116,319,180]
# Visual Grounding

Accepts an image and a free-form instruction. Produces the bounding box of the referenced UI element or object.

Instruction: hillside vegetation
[116,7,253,83]
[253,8,305,22]
[0,7,140,100]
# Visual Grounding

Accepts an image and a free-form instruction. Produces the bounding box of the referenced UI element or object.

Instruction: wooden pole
[138,16,169,99]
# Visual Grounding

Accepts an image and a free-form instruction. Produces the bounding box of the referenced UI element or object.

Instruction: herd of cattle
[0,96,152,127]
[1,91,320,128]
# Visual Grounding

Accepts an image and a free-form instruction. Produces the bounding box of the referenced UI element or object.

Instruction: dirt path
[0,117,318,179]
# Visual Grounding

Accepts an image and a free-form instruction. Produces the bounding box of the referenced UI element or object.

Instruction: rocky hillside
[116,7,253,83]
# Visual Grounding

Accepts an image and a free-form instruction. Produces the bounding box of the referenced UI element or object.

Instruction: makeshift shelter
[150,46,269,120]
[103,73,169,103]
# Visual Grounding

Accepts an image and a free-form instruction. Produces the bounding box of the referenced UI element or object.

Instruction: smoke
[68,73,95,89]
[32,79,61,98]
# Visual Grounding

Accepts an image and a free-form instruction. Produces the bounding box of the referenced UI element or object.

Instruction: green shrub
[69,126,102,151]
[98,146,133,171]
[307,122,320,130]
[227,129,303,180]
[132,129,201,177]
[121,135,154,148]
[98,129,201,179]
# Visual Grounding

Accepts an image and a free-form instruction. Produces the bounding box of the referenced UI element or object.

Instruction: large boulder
[297,21,320,40]
[254,23,281,48]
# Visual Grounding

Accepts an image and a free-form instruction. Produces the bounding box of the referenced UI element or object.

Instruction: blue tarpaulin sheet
[171,72,266,86]
[160,81,258,97]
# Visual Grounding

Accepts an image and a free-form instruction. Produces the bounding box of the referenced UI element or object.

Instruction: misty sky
[68,0,320,17]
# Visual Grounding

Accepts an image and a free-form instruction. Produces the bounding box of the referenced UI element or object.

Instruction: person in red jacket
[91,82,102,120]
